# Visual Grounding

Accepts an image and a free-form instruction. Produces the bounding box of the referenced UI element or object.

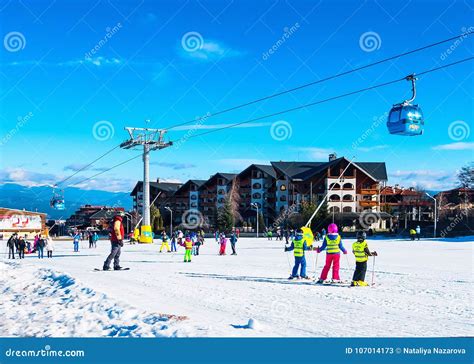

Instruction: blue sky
[0,0,472,193]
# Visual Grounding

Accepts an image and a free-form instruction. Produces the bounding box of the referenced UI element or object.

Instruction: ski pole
[371,256,376,286]
[313,250,319,279]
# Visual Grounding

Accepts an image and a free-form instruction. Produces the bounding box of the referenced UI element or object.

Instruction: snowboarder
[415,225,421,240]
[159,231,171,253]
[73,231,81,252]
[7,233,17,259]
[219,233,227,255]
[316,223,347,283]
[103,213,125,270]
[45,235,54,258]
[37,235,45,259]
[181,235,193,262]
[351,231,378,287]
[230,231,238,255]
[284,228,309,279]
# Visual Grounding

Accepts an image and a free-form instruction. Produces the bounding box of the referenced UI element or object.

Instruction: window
[190,194,197,200]
[252,193,262,199]
[343,206,352,213]
[329,206,340,213]
[329,183,341,190]
[217,198,225,204]
[280,184,287,191]
[217,189,225,195]
[343,183,353,189]
[280,195,287,202]
[329,194,340,201]
[191,202,197,208]
[253,183,262,189]
[343,194,353,201]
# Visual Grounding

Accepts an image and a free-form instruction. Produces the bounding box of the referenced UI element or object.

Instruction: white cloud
[182,40,241,61]
[432,142,474,151]
[354,144,389,152]
[389,169,457,190]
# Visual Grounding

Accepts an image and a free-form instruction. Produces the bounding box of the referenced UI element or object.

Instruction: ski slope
[1,237,472,337]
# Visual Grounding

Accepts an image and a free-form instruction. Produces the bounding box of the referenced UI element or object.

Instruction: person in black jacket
[17,237,26,259]
[37,235,45,259]
[7,233,17,259]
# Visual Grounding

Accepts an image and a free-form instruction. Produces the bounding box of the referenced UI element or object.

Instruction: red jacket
[111,216,124,243]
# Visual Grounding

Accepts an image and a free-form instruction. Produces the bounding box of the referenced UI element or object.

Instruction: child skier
[181,235,193,262]
[159,231,171,253]
[409,228,416,241]
[351,231,378,287]
[219,233,227,255]
[73,231,81,252]
[316,223,347,283]
[284,228,310,280]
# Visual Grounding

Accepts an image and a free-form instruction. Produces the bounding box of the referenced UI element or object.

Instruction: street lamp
[251,203,259,238]
[165,206,173,237]
[425,193,437,238]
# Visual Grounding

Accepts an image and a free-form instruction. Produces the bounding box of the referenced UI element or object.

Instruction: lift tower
[120,127,172,243]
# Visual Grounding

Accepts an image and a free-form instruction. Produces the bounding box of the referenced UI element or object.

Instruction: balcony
[359,200,378,207]
[361,187,379,195]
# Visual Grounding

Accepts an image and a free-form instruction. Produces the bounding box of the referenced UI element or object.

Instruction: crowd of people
[6,233,54,259]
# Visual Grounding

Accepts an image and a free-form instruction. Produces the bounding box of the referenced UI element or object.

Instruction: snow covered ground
[1,237,473,337]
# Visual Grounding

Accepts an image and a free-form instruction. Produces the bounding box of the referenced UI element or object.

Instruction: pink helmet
[328,223,338,234]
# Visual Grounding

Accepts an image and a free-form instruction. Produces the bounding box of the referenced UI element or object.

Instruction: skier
[103,213,125,270]
[284,228,310,280]
[7,233,17,259]
[409,228,416,241]
[321,228,326,241]
[45,235,54,258]
[351,231,378,287]
[37,235,45,259]
[267,229,273,240]
[415,225,421,240]
[219,233,227,255]
[230,231,238,255]
[159,231,171,253]
[316,223,347,283]
[88,232,94,248]
[93,232,99,247]
[181,234,193,262]
[193,232,204,256]
[73,231,81,252]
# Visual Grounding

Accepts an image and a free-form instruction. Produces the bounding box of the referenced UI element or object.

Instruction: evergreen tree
[150,205,162,233]
[457,163,474,188]
[217,199,234,232]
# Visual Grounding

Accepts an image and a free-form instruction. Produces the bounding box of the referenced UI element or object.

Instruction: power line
[56,144,121,186]
[164,31,473,131]
[181,56,474,140]
[66,56,473,185]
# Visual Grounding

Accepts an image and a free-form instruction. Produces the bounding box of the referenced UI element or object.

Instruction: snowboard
[94,268,130,272]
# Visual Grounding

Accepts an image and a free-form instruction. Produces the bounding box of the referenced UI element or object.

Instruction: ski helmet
[356,230,366,241]
[327,223,338,234]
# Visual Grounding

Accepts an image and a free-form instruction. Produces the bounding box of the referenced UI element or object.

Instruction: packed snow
[1,237,472,337]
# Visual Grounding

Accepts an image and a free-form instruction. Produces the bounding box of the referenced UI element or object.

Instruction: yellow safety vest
[325,235,341,254]
[410,229,416,235]
[352,240,368,262]
[293,238,304,257]
[185,240,193,249]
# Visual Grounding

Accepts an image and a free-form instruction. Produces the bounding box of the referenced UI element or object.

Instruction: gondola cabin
[387,104,424,136]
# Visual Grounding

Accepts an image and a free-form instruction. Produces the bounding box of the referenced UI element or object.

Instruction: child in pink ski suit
[219,233,227,255]
[316,223,347,283]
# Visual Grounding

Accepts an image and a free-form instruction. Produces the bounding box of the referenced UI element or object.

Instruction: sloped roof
[355,162,388,181]
[238,164,277,179]
[130,181,182,195]
[175,179,207,194]
[199,173,237,190]
[89,208,124,219]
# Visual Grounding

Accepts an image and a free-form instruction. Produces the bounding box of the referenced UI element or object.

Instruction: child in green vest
[285,228,310,280]
[351,231,377,287]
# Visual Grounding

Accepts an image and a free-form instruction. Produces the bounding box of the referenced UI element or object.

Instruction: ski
[93,268,130,272]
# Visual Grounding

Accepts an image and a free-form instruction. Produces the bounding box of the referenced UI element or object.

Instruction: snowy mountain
[0,183,132,219]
